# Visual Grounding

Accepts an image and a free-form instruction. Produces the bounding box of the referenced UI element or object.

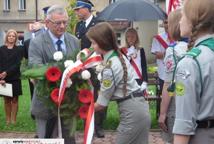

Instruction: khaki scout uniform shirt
[97,50,141,106]
[163,41,187,117]
[173,34,214,135]
[164,41,188,82]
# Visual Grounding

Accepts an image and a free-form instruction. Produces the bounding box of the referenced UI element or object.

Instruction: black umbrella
[97,0,167,21]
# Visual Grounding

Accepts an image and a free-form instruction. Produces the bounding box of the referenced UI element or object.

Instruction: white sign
[0,139,64,144]
[0,83,13,97]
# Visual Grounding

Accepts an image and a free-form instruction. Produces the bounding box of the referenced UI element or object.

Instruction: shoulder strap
[155,35,168,49]
[198,38,214,52]
[168,42,178,66]
[186,48,203,97]
[120,47,143,80]
[186,47,201,57]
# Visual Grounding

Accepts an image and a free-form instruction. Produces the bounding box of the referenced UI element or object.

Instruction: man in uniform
[74,0,106,138]
[74,0,97,50]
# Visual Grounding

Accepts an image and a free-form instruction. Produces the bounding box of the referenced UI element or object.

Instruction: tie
[82,21,86,30]
[80,21,86,35]
[56,39,63,52]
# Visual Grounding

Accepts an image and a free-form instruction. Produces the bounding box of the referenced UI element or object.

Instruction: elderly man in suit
[28,5,80,144]
[74,0,106,138]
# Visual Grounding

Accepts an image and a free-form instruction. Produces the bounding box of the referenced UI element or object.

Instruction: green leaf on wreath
[22,65,49,79]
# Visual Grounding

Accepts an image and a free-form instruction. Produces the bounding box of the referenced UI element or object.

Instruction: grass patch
[0,80,36,132]
[0,80,158,132]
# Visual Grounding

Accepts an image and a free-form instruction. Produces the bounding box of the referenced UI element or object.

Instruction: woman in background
[0,29,23,125]
[121,28,148,85]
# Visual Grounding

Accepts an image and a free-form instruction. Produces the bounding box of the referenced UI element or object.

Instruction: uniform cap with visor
[42,6,50,16]
[73,0,94,10]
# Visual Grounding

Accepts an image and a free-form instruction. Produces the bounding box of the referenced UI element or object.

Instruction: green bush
[0,80,158,132]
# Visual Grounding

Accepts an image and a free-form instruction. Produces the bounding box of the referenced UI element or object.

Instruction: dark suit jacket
[23,39,31,59]
[75,16,98,49]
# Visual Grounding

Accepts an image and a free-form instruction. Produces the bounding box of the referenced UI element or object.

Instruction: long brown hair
[87,22,128,96]
[125,28,140,49]
[4,29,18,46]
[183,0,214,49]
[168,9,182,41]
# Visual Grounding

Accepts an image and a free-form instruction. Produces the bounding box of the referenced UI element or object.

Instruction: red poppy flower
[50,88,64,106]
[78,89,93,104]
[45,66,62,82]
[78,105,89,119]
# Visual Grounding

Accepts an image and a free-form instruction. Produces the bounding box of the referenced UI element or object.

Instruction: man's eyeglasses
[48,19,68,27]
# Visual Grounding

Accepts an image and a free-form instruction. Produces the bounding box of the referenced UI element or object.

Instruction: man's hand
[158,113,168,132]
[154,51,165,59]
[0,80,6,86]
[0,72,7,79]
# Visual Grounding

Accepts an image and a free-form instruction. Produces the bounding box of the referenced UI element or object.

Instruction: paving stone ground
[0,130,164,144]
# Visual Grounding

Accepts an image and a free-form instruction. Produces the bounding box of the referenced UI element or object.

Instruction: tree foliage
[66,0,78,34]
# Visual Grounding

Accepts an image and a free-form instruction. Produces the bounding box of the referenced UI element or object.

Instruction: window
[4,0,10,11]
[17,31,24,46]
[19,0,26,10]
[116,32,121,46]
[109,0,117,4]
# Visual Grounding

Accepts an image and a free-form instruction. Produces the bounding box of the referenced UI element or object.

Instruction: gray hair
[46,5,68,20]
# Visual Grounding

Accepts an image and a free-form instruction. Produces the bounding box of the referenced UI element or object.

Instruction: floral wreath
[22,48,102,144]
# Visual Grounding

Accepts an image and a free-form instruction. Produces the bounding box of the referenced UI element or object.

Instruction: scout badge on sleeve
[102,79,112,88]
[175,82,185,96]
[101,60,113,88]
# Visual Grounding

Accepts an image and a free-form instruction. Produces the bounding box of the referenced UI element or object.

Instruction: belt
[197,120,214,128]
[116,91,144,103]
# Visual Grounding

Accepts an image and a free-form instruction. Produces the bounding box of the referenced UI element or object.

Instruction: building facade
[0,0,69,45]
[0,0,163,63]
[0,0,69,31]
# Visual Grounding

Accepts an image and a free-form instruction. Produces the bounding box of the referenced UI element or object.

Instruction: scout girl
[173,0,214,143]
[87,22,151,144]
[158,9,188,144]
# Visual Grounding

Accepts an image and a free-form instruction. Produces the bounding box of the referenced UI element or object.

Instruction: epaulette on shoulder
[201,38,214,52]
[186,47,201,58]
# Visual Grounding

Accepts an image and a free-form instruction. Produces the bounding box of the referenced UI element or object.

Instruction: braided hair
[87,22,128,96]
[183,0,214,50]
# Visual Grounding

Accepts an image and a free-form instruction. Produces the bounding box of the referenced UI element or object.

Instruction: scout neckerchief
[120,47,143,80]
[168,38,214,98]
[106,50,118,61]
